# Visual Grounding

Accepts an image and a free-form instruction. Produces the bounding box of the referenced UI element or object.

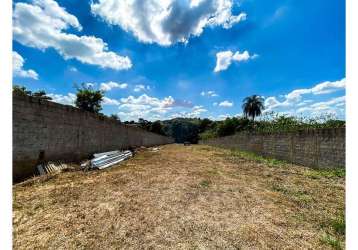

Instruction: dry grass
[13,144,345,249]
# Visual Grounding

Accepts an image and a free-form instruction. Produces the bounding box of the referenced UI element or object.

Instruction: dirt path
[13,144,345,249]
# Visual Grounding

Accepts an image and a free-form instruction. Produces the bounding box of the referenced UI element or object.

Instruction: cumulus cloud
[263,78,346,119]
[214,50,257,72]
[115,94,198,120]
[218,100,233,107]
[99,81,128,91]
[296,96,345,117]
[12,51,39,79]
[117,94,174,120]
[13,0,132,70]
[217,113,230,120]
[102,96,121,106]
[169,105,208,119]
[47,92,76,105]
[201,90,218,97]
[265,78,346,112]
[134,84,151,92]
[91,0,247,46]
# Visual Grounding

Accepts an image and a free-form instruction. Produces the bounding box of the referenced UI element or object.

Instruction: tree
[109,114,121,122]
[216,117,239,137]
[13,85,52,100]
[32,90,52,100]
[242,95,265,122]
[149,120,165,135]
[75,84,104,113]
[13,85,32,96]
[164,119,199,143]
[198,118,212,133]
[138,118,150,130]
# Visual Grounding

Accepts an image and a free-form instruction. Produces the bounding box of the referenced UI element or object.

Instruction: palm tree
[242,95,265,122]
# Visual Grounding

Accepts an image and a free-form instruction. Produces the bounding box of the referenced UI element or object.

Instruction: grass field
[13,144,345,249]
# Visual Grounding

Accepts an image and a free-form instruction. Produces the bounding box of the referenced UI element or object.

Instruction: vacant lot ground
[13,144,345,249]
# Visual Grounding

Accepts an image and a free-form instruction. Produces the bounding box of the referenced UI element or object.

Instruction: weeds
[271,184,313,207]
[320,234,343,250]
[320,213,345,249]
[13,144,345,249]
[229,149,287,167]
[331,214,345,235]
[305,168,345,179]
[199,180,211,188]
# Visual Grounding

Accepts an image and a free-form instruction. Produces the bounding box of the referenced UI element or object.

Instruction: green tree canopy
[242,95,265,121]
[32,90,52,100]
[13,85,52,100]
[149,120,165,135]
[109,114,121,122]
[13,85,32,96]
[75,84,104,113]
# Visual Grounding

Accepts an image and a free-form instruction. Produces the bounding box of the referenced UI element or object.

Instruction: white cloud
[118,94,174,120]
[12,51,39,79]
[134,84,151,92]
[13,0,132,70]
[296,96,345,117]
[201,90,218,97]
[218,100,233,107]
[116,94,197,120]
[264,78,346,119]
[91,0,247,46]
[102,96,121,106]
[191,105,208,115]
[265,78,346,112]
[48,91,122,107]
[84,83,95,88]
[214,50,257,72]
[297,100,313,107]
[310,96,345,109]
[69,66,78,72]
[168,105,208,119]
[47,93,76,106]
[100,81,128,91]
[217,113,230,120]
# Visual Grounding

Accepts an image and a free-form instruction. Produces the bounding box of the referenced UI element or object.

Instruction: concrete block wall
[13,93,174,181]
[200,128,345,169]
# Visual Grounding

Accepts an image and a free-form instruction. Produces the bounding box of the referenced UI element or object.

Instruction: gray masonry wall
[13,93,174,181]
[200,128,345,169]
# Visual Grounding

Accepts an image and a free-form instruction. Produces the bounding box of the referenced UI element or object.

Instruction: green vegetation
[75,83,104,113]
[13,87,345,140]
[127,95,344,141]
[331,215,345,236]
[199,180,211,188]
[319,210,345,249]
[305,168,345,179]
[320,234,343,250]
[163,118,200,143]
[271,183,313,207]
[109,114,120,121]
[125,118,166,136]
[228,148,287,167]
[199,113,345,140]
[13,85,52,101]
[242,95,265,121]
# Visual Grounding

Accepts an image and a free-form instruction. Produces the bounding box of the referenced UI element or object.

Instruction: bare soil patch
[13,144,345,249]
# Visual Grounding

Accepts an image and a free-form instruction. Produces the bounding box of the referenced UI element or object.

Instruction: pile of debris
[82,150,133,170]
[37,150,133,176]
[37,161,73,175]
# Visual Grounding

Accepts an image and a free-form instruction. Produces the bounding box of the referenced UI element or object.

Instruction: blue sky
[12,0,345,121]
